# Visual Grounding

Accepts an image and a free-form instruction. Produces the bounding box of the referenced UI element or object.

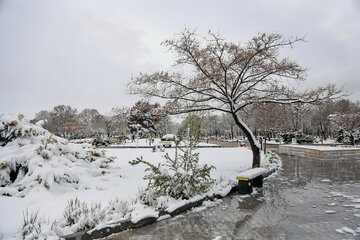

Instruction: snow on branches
[328,111,360,146]
[128,28,344,168]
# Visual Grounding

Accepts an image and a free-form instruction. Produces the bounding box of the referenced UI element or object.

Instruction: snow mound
[0,113,115,197]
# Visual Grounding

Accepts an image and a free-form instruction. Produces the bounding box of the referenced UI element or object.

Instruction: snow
[213,236,223,240]
[327,203,337,206]
[321,179,332,182]
[130,204,159,223]
[235,113,261,149]
[264,140,281,144]
[161,134,176,139]
[343,204,360,209]
[157,214,171,221]
[325,210,336,214]
[335,227,358,236]
[237,168,266,179]
[0,115,258,239]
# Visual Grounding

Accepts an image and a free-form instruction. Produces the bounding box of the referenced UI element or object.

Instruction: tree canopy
[128,29,343,167]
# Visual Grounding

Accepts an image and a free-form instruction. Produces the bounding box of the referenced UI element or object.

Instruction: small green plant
[62,198,105,232]
[130,118,215,200]
[107,197,130,220]
[22,210,41,239]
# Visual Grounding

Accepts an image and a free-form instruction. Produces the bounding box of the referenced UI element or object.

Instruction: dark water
[108,155,360,240]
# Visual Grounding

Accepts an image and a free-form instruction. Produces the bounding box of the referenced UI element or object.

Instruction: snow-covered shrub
[21,210,58,240]
[261,150,282,170]
[22,210,41,239]
[281,132,314,144]
[130,123,215,200]
[106,197,130,221]
[135,187,159,207]
[92,136,112,147]
[0,114,47,147]
[0,113,115,197]
[62,198,105,232]
[69,138,93,144]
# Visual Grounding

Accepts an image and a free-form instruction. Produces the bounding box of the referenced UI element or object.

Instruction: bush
[261,150,282,170]
[22,210,41,239]
[0,114,115,197]
[130,120,215,200]
[281,132,314,144]
[92,136,112,147]
[106,197,130,221]
[62,198,105,232]
[21,209,58,240]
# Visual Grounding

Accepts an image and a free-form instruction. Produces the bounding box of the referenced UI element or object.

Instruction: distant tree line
[176,99,360,145]
[31,101,178,139]
[32,98,359,145]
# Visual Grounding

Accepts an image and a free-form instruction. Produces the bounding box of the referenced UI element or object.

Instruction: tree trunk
[232,112,261,168]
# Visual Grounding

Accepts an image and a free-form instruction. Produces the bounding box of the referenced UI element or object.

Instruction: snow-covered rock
[0,113,115,197]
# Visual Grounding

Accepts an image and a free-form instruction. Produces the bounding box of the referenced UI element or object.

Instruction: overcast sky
[1,0,359,118]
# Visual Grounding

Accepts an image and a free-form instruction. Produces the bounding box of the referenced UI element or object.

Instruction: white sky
[1,0,359,118]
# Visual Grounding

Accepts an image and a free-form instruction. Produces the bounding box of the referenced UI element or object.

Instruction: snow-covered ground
[0,114,280,239]
[0,147,253,239]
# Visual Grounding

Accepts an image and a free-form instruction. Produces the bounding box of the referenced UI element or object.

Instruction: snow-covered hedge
[261,150,282,170]
[0,113,115,197]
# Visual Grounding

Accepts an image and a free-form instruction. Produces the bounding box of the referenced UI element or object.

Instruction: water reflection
[235,179,291,239]
[108,154,360,240]
[281,155,360,183]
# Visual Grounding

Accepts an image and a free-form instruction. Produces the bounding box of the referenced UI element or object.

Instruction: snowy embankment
[0,114,280,239]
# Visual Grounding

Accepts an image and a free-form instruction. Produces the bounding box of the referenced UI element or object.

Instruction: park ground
[0,144,257,239]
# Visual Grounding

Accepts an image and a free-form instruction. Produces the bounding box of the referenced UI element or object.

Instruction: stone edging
[62,168,277,240]
[278,145,360,160]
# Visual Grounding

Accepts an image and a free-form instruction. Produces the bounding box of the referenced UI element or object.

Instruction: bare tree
[154,115,179,137]
[287,103,312,132]
[78,108,101,136]
[108,107,129,136]
[310,101,335,141]
[252,103,291,139]
[128,29,343,167]
[47,105,78,138]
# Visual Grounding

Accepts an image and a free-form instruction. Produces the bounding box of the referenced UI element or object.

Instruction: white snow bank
[335,226,358,236]
[130,204,159,223]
